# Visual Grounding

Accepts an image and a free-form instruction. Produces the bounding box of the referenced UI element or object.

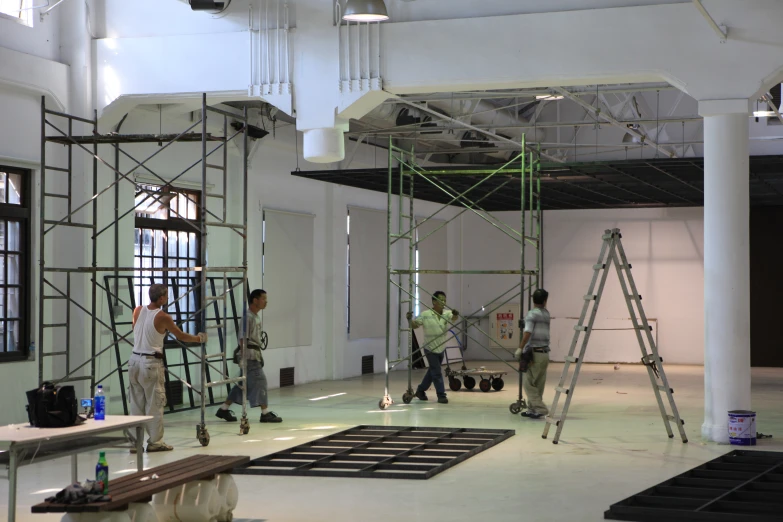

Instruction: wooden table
[0,415,151,522]
[32,455,250,515]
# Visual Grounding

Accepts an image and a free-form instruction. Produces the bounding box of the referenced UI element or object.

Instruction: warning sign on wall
[496,312,515,341]
[488,305,520,349]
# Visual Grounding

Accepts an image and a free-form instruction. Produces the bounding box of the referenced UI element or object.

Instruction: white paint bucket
[728,410,756,446]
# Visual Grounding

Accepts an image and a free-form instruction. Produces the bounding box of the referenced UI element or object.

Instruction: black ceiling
[291,155,783,211]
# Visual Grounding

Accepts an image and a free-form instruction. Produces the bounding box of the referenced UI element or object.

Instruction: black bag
[233,344,264,367]
[25,382,84,428]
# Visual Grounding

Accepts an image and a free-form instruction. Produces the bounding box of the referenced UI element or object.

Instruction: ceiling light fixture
[536,94,564,101]
[753,110,775,118]
[342,0,389,22]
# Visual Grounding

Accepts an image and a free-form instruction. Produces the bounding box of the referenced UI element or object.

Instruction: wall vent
[361,355,374,375]
[280,367,295,387]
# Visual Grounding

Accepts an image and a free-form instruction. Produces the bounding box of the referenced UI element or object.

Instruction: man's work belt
[532,347,549,353]
[133,351,164,359]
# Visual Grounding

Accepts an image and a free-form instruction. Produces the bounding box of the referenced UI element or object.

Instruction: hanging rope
[655,90,660,159]
[295,128,300,171]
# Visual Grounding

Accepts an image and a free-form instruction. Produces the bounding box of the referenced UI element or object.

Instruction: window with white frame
[0,1,34,27]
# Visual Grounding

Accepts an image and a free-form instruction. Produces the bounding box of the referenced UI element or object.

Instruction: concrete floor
[3,362,783,522]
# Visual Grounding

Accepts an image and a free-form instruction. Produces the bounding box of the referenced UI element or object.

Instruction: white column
[698,99,751,443]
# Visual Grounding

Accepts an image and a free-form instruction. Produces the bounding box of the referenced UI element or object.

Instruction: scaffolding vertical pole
[535,150,542,289]
[406,150,415,397]
[197,93,209,445]
[90,109,98,397]
[517,136,527,412]
[38,97,46,386]
[240,106,249,434]
[380,137,393,410]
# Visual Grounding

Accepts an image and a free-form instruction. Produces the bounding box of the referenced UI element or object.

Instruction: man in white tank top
[130,284,207,452]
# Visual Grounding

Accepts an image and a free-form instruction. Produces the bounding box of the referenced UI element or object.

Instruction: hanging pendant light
[342,0,389,22]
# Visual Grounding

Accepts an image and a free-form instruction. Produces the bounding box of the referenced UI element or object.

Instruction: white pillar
[698,99,751,443]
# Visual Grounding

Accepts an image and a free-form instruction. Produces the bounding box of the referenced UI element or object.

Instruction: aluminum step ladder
[541,228,688,444]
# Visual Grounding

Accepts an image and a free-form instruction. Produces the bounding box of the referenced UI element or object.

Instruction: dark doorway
[750,207,783,367]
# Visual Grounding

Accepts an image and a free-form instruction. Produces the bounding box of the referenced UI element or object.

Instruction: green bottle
[96,451,109,495]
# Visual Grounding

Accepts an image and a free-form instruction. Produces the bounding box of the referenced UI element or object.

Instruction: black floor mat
[233,425,514,480]
[605,449,783,521]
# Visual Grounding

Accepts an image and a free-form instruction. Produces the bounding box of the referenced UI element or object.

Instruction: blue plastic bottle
[94,385,106,421]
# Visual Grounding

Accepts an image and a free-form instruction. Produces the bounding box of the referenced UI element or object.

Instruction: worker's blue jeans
[417,350,446,397]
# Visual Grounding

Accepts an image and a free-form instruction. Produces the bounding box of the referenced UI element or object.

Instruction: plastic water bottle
[94,385,106,421]
[95,451,109,494]
[28,341,35,361]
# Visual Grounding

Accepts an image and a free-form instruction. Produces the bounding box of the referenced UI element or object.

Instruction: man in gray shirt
[515,288,550,419]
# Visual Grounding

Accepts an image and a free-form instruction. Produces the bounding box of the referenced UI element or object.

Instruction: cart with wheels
[444,367,508,392]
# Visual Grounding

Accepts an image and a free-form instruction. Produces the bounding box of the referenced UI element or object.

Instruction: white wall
[544,207,704,365]
[458,207,704,365]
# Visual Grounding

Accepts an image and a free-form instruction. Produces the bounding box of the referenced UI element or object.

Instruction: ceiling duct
[186,0,229,13]
[395,107,439,135]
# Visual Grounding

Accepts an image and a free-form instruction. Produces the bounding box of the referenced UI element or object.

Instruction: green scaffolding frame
[378,135,543,411]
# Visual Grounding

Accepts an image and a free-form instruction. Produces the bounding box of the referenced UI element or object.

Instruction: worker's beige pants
[524,351,550,415]
[128,353,167,444]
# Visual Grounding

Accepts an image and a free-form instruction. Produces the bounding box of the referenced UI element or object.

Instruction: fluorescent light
[753,111,776,117]
[343,0,389,22]
[536,94,564,101]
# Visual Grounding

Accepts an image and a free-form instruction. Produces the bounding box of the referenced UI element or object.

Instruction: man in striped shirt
[406,291,459,404]
[515,288,551,419]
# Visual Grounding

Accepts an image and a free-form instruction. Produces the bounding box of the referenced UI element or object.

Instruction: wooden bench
[31,454,249,514]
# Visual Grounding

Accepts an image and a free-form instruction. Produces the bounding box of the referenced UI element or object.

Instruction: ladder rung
[206,296,226,301]
[642,354,660,364]
[206,324,224,330]
[593,264,606,270]
[44,192,69,199]
[205,353,226,360]
[564,355,579,363]
[206,193,225,198]
[545,416,560,426]
[44,165,70,173]
[574,325,588,332]
[619,264,632,269]
[55,376,93,383]
[391,234,412,239]
[206,163,226,171]
[626,294,641,300]
[583,295,597,301]
[43,323,68,328]
[401,214,412,219]
[657,385,673,394]
[555,386,570,395]
[44,295,67,300]
[43,351,67,357]
[666,415,684,425]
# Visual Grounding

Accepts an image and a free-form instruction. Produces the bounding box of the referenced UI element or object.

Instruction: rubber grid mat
[233,425,515,480]
[605,449,783,521]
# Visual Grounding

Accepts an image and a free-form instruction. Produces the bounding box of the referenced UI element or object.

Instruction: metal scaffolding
[379,136,543,412]
[39,94,252,445]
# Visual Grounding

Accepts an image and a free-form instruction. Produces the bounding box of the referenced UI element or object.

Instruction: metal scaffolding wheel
[239,416,250,435]
[197,424,211,447]
[509,402,522,414]
[463,375,476,390]
[492,377,505,391]
[479,378,492,393]
[402,391,413,404]
[379,395,393,410]
[260,331,268,350]
[449,377,462,391]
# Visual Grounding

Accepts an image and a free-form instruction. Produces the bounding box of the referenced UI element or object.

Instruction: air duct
[187,0,228,12]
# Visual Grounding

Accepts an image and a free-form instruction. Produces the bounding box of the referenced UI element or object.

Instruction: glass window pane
[189,232,197,259]
[7,287,18,319]
[0,220,5,251]
[0,255,6,285]
[8,173,21,205]
[168,230,177,257]
[154,229,165,257]
[179,231,187,257]
[8,221,20,252]
[6,321,18,352]
[0,172,6,204]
